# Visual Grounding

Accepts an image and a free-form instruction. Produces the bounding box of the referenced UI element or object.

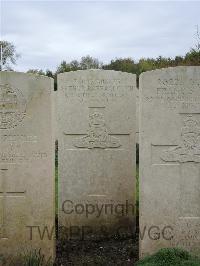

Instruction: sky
[1,0,200,72]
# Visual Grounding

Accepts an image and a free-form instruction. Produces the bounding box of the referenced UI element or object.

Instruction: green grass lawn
[136,164,139,216]
[136,248,200,266]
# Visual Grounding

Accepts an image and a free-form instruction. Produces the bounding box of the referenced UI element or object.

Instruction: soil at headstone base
[55,227,139,266]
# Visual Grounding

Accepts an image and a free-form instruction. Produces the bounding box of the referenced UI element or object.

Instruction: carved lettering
[0,84,26,129]
[61,79,134,102]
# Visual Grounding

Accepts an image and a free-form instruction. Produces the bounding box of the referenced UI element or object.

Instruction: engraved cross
[152,114,200,218]
[63,106,129,196]
[0,168,26,239]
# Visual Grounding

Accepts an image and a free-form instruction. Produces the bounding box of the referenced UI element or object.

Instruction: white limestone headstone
[136,88,139,144]
[140,66,200,257]
[0,72,55,262]
[58,70,136,239]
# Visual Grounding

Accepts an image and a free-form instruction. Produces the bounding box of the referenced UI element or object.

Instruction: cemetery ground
[136,248,200,266]
[54,164,200,266]
[23,165,200,266]
[54,165,140,265]
[55,231,139,265]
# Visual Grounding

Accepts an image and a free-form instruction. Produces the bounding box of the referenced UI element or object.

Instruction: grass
[55,141,58,217]
[136,164,139,216]
[136,248,200,266]
[20,249,52,266]
[1,249,53,266]
[55,165,58,216]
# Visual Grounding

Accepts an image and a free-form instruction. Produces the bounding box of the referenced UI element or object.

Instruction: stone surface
[0,72,55,262]
[136,88,139,144]
[54,91,58,140]
[58,70,136,239]
[140,66,200,257]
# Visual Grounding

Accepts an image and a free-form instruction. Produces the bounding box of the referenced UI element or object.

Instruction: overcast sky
[1,0,200,72]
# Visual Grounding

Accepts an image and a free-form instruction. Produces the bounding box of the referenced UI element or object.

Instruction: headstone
[0,72,55,262]
[58,70,136,239]
[140,66,200,257]
[54,90,58,140]
[136,88,139,144]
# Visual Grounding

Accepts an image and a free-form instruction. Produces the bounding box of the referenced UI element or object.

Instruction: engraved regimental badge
[0,84,26,129]
[161,115,200,163]
[74,112,121,149]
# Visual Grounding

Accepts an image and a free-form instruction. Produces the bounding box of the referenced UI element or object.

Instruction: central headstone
[58,70,136,239]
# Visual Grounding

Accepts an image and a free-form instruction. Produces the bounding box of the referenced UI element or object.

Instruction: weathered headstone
[136,88,139,144]
[54,90,58,141]
[140,66,200,257]
[58,70,136,239]
[0,72,55,262]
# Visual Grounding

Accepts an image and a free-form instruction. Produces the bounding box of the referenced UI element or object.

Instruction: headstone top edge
[139,66,200,78]
[57,69,136,78]
[0,71,54,81]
